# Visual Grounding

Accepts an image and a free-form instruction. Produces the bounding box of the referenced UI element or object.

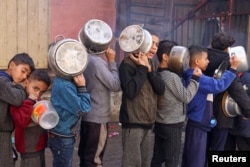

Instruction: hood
[204,48,229,77]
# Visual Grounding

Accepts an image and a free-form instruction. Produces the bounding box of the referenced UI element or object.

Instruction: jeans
[48,135,75,167]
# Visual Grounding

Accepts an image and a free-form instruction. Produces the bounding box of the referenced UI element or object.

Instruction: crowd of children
[1,31,250,167]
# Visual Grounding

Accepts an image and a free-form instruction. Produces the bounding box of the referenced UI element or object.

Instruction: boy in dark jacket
[0,53,34,167]
[119,48,165,167]
[207,33,250,151]
[10,69,51,167]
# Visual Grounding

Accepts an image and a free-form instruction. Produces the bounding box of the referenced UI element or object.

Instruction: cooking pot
[119,25,152,54]
[48,36,88,79]
[168,46,190,76]
[222,92,241,117]
[78,19,113,54]
[228,46,249,72]
[214,60,229,79]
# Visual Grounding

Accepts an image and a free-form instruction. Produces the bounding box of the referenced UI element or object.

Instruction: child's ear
[162,53,169,61]
[9,61,16,70]
[195,58,199,66]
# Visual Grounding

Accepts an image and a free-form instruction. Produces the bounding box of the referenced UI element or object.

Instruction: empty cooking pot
[168,46,190,76]
[48,36,88,79]
[222,92,241,117]
[119,25,152,54]
[78,19,113,54]
[228,46,249,72]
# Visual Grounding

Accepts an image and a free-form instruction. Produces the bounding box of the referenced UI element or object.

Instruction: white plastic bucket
[31,100,59,129]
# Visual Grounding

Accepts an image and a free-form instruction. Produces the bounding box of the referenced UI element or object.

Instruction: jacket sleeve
[167,74,199,103]
[10,99,35,128]
[119,61,148,99]
[201,69,236,94]
[95,62,121,92]
[0,76,26,106]
[228,77,250,118]
[147,71,165,96]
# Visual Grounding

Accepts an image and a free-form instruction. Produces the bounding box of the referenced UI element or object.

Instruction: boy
[181,45,239,167]
[119,45,165,167]
[48,73,91,167]
[78,48,120,167]
[10,69,51,167]
[0,53,34,167]
[151,40,201,167]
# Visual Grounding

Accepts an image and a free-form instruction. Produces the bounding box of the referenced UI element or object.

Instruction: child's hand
[193,67,202,77]
[129,52,151,72]
[28,94,38,101]
[230,54,240,70]
[73,74,86,87]
[105,47,116,63]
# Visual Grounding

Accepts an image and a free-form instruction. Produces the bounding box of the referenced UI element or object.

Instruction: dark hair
[8,53,35,71]
[156,40,178,62]
[189,45,207,64]
[28,69,51,86]
[211,32,235,50]
[147,29,160,38]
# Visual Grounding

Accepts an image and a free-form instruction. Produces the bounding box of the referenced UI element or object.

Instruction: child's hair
[211,32,235,51]
[28,69,51,86]
[156,40,178,62]
[147,29,160,38]
[188,45,207,64]
[8,53,35,71]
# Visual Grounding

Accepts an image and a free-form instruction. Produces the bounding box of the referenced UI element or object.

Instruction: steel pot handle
[54,35,65,43]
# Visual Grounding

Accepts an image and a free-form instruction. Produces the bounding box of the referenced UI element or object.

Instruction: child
[181,45,239,167]
[0,53,34,167]
[78,48,120,167]
[151,40,201,167]
[10,69,51,167]
[48,73,91,167]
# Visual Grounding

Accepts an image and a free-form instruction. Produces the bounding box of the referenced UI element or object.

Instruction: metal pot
[78,19,113,54]
[119,25,152,54]
[228,46,249,72]
[168,46,190,76]
[48,36,88,79]
[222,92,241,117]
[214,60,228,79]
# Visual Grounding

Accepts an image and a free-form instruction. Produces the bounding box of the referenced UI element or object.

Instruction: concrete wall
[50,0,117,41]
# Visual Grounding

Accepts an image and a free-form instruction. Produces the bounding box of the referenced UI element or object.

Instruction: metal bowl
[168,46,190,76]
[222,92,242,117]
[119,25,152,54]
[228,46,249,72]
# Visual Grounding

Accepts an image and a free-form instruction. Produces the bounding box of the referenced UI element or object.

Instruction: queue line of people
[1,31,250,167]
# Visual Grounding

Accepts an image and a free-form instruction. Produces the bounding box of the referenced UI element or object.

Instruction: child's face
[147,35,159,59]
[25,80,49,100]
[10,62,32,83]
[197,51,209,71]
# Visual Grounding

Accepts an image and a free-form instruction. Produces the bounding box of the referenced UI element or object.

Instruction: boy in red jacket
[10,69,51,167]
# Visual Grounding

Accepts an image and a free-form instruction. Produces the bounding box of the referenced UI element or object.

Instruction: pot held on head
[168,46,190,76]
[48,36,88,79]
[78,19,113,54]
[119,24,152,54]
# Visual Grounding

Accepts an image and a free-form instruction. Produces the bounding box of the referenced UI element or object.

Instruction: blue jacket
[183,68,236,129]
[50,77,91,136]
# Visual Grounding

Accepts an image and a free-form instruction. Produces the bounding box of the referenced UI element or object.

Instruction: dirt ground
[15,122,123,167]
[15,122,184,167]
